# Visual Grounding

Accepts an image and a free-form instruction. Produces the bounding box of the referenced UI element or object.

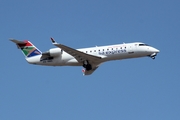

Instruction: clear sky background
[0,0,180,120]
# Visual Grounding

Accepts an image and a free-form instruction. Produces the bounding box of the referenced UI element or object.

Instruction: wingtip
[50,37,56,43]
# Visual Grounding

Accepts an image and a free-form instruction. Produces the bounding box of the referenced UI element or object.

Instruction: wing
[50,38,102,75]
[50,38,102,64]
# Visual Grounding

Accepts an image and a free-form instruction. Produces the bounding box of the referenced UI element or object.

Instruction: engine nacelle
[49,48,62,57]
[43,48,62,57]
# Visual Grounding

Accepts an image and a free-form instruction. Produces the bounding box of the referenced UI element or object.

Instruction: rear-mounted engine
[42,48,62,57]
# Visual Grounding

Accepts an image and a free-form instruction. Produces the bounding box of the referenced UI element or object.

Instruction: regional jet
[10,38,160,75]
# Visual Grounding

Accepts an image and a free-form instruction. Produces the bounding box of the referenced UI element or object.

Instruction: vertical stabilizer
[10,39,42,58]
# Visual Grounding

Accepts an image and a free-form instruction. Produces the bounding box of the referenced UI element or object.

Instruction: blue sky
[1,0,180,120]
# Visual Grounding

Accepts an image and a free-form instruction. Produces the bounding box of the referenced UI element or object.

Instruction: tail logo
[18,40,41,57]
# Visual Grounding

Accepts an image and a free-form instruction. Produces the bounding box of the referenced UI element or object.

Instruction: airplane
[10,38,160,75]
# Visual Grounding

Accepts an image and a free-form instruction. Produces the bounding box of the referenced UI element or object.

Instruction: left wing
[50,38,102,64]
[50,38,102,75]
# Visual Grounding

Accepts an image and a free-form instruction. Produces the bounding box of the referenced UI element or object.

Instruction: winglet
[50,37,56,44]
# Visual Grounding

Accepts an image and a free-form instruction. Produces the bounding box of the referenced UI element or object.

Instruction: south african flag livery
[18,40,42,57]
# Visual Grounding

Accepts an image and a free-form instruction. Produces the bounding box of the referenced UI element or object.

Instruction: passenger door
[128,44,134,54]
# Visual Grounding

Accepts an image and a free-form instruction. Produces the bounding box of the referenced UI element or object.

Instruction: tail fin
[10,39,42,57]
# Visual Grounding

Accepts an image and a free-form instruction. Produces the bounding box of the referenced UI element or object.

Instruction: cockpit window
[139,44,149,46]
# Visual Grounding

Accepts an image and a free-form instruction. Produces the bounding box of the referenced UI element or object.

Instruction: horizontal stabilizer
[9,38,26,44]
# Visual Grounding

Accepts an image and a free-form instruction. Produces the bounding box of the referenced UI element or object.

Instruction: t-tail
[10,39,42,57]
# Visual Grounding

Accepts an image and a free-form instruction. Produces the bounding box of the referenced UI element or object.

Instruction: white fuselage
[26,42,159,66]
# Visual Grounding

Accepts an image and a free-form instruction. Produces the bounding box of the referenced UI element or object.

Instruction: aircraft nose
[149,47,160,53]
[154,48,160,53]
